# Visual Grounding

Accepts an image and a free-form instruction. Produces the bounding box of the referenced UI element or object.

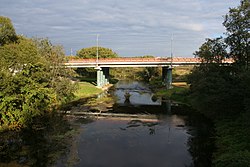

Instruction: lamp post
[170,33,173,68]
[96,34,99,66]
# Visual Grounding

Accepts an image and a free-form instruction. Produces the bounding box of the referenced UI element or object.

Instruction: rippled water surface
[0,80,213,167]
[70,80,214,167]
[75,116,192,167]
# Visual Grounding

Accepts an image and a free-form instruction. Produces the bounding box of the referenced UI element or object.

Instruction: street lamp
[96,34,99,67]
[170,33,173,68]
[95,34,101,71]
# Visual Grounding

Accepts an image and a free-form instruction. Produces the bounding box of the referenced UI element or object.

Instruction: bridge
[65,57,232,88]
[65,57,203,68]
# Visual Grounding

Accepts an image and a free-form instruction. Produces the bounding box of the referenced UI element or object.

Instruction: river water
[64,80,214,167]
[0,80,214,167]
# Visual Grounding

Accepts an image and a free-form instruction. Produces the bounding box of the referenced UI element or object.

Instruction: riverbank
[213,112,250,166]
[61,81,115,113]
[74,82,103,99]
[0,81,115,166]
[155,82,250,166]
[152,82,190,104]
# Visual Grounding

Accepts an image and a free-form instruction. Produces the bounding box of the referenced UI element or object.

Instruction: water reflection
[0,114,72,167]
[114,80,161,105]
[0,80,214,167]
[71,108,214,167]
[74,117,192,167]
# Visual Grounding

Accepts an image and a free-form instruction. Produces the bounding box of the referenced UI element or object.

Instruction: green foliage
[223,0,250,69]
[188,37,238,118]
[172,66,193,82]
[0,16,18,46]
[155,85,189,103]
[75,46,118,77]
[110,67,144,80]
[0,38,41,71]
[76,46,118,58]
[137,67,161,82]
[75,67,96,78]
[0,113,74,166]
[188,65,244,118]
[215,151,250,167]
[0,17,78,131]
[214,112,250,167]
[33,38,78,104]
[139,55,155,58]
[188,1,250,166]
[194,37,227,64]
[0,63,56,130]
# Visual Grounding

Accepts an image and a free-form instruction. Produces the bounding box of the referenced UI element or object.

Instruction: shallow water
[0,80,213,167]
[75,116,192,167]
[114,80,161,105]
[69,80,214,167]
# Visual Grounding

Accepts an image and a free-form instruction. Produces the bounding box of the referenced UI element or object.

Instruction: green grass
[74,82,102,98]
[155,83,190,103]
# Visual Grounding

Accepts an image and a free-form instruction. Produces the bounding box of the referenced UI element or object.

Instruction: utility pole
[170,33,173,68]
[96,34,99,66]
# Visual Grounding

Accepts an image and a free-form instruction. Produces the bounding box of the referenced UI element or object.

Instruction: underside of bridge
[95,66,173,89]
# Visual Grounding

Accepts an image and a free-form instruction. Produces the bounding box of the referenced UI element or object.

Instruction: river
[58,80,214,167]
[0,80,214,167]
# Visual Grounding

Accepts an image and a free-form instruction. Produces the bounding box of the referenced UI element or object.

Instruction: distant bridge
[65,57,201,68]
[65,57,233,88]
[65,57,233,68]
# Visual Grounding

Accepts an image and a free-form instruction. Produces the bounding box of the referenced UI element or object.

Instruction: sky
[0,0,239,57]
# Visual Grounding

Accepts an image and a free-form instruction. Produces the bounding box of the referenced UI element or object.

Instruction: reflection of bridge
[65,57,233,88]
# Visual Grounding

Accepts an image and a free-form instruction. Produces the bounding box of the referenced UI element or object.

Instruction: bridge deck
[65,57,232,68]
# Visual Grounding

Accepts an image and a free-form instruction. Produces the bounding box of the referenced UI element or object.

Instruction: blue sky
[0,0,239,57]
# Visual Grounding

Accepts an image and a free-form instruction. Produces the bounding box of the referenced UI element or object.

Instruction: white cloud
[0,0,239,57]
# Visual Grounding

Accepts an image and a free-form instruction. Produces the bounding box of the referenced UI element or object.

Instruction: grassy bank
[63,81,115,113]
[154,82,190,104]
[74,82,103,99]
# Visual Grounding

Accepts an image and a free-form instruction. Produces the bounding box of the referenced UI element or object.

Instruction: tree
[0,38,41,72]
[187,1,250,166]
[138,67,161,82]
[33,38,78,104]
[0,16,18,46]
[188,37,242,118]
[0,63,56,130]
[194,37,228,64]
[0,19,77,131]
[223,0,250,69]
[76,46,118,58]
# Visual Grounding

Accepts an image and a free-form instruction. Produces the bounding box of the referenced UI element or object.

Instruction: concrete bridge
[65,57,203,68]
[65,57,232,88]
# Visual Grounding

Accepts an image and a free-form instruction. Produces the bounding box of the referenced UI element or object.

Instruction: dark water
[0,80,214,167]
[70,80,214,167]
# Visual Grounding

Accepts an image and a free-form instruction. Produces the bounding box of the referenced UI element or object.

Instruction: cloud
[0,0,239,57]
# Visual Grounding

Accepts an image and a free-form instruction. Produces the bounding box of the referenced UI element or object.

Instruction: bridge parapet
[67,57,202,63]
[65,57,233,68]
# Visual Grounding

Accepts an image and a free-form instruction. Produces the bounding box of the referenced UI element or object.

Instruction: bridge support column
[100,70,104,87]
[97,69,102,87]
[162,67,173,89]
[96,67,110,88]
[102,67,110,85]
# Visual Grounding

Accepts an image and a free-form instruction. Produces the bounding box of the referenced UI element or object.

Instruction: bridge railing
[67,57,203,63]
[66,57,233,64]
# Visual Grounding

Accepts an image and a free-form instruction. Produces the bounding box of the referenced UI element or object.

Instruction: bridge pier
[162,67,173,89]
[96,67,110,88]
[102,67,110,85]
